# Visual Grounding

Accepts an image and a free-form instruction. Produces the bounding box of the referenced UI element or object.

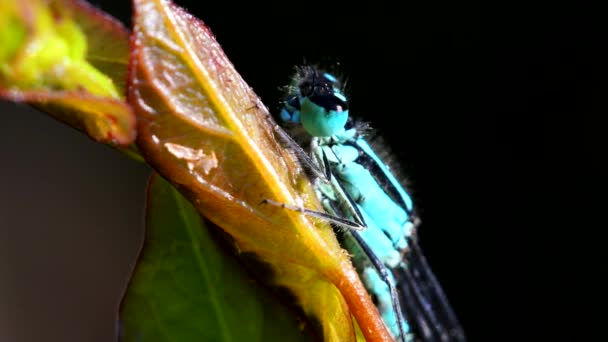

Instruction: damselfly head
[296,67,349,112]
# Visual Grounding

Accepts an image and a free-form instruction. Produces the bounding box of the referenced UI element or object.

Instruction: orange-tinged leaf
[129,0,394,341]
[0,0,135,145]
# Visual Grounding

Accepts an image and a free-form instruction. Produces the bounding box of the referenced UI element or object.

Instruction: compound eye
[284,95,300,110]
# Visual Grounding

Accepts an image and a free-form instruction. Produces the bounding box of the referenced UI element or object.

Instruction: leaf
[0,0,135,145]
[129,0,393,341]
[120,174,315,342]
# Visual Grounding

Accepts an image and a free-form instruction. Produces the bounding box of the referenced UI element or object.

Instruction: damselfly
[270,66,466,342]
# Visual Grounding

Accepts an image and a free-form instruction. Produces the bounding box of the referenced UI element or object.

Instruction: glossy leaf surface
[129,0,393,340]
[120,174,314,342]
[0,0,135,145]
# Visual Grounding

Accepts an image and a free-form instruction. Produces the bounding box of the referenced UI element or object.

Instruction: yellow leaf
[0,0,135,145]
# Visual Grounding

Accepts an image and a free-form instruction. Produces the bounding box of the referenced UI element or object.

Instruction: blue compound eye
[285,95,301,110]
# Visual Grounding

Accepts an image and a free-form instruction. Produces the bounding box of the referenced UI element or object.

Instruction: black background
[0,1,597,341]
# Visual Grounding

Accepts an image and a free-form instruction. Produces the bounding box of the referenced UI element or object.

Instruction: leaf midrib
[171,185,233,342]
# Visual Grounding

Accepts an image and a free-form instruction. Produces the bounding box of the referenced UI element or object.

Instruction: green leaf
[0,0,135,145]
[120,174,315,342]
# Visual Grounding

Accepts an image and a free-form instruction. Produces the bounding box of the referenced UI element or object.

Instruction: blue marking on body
[336,162,410,254]
[330,144,359,165]
[323,72,337,83]
[362,267,410,340]
[357,207,401,268]
[350,208,409,338]
[333,91,348,103]
[355,139,414,212]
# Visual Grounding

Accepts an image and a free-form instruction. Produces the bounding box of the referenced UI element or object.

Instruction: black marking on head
[309,93,348,113]
[297,66,349,113]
